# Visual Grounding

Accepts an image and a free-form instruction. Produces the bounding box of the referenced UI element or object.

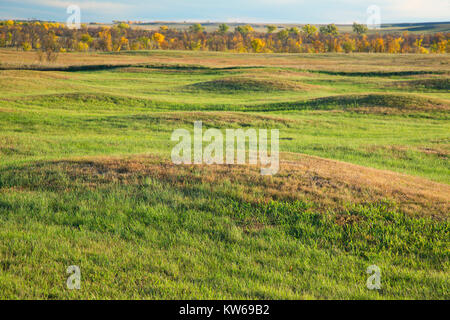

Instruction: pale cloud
[338,0,449,21]
[384,0,449,20]
[1,0,449,23]
[13,0,131,12]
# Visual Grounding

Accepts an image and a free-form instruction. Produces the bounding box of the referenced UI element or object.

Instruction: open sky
[0,0,449,23]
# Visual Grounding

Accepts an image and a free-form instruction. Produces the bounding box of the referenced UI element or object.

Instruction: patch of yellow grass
[29,153,449,219]
[1,49,449,73]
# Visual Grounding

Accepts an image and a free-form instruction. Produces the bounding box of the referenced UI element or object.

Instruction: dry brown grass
[0,107,15,112]
[154,111,295,126]
[282,153,449,218]
[364,145,448,160]
[22,153,449,219]
[1,48,449,73]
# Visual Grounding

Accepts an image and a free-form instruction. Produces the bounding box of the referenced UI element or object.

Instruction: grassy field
[0,49,449,299]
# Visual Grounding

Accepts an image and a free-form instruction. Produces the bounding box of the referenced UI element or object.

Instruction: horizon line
[1,18,449,26]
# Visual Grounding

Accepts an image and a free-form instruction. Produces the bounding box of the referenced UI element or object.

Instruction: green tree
[218,23,229,34]
[288,27,300,35]
[80,33,93,44]
[235,25,254,37]
[189,23,204,33]
[277,29,289,42]
[302,24,317,37]
[352,22,368,35]
[320,24,339,36]
[116,22,130,30]
[266,25,277,33]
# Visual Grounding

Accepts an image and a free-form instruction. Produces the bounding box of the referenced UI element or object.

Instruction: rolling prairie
[0,49,448,299]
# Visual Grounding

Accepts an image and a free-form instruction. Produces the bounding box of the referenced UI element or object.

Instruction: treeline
[0,20,449,61]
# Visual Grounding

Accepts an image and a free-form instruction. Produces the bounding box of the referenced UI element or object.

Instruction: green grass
[1,93,448,182]
[0,50,449,299]
[0,162,447,299]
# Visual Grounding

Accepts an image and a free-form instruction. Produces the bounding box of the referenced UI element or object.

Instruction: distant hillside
[116,21,450,34]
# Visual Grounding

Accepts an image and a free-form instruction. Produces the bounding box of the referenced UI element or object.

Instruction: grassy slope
[0,50,449,299]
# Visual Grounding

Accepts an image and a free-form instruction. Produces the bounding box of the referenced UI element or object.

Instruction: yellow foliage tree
[373,37,385,53]
[414,39,429,54]
[251,38,265,53]
[342,38,356,53]
[387,37,404,53]
[22,41,32,51]
[76,41,89,52]
[98,28,113,51]
[116,36,129,51]
[152,32,165,48]
[438,40,447,53]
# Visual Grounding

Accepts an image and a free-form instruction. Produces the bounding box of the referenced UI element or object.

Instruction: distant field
[109,21,450,34]
[0,49,448,299]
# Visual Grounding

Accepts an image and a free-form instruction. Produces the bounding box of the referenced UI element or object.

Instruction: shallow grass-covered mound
[252,93,449,114]
[310,94,449,111]
[392,78,450,91]
[310,70,445,77]
[0,156,448,299]
[188,77,309,92]
[7,92,151,106]
[1,93,178,112]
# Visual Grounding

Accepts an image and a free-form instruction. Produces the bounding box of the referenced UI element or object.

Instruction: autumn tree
[413,38,429,54]
[387,36,404,53]
[251,38,265,52]
[430,40,447,53]
[2,19,443,55]
[75,41,89,52]
[152,32,165,49]
[342,38,356,53]
[373,37,385,53]
[98,27,113,51]
[22,41,32,51]
[326,38,342,52]
[116,36,129,51]
[302,24,317,38]
[38,31,60,62]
